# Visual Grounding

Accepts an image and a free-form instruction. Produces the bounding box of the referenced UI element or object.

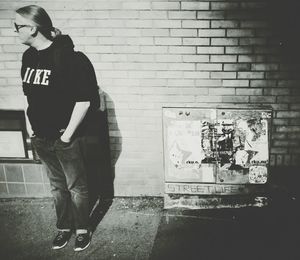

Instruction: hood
[52,34,74,52]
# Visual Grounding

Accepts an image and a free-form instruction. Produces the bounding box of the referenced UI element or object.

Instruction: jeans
[32,136,89,230]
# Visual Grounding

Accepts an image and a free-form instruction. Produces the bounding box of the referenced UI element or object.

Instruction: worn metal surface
[163,106,272,209]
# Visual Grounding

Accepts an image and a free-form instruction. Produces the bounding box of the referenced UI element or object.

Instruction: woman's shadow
[81,90,122,232]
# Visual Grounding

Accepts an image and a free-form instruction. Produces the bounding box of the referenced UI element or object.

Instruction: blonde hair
[16,5,61,40]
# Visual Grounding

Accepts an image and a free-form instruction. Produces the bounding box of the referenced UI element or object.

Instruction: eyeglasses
[14,22,32,32]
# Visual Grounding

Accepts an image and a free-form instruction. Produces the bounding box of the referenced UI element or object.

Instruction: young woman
[15,5,100,251]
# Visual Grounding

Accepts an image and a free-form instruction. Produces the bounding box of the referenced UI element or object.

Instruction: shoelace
[57,231,66,240]
[76,234,85,242]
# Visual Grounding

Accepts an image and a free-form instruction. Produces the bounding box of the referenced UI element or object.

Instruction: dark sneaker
[52,231,72,250]
[74,232,92,252]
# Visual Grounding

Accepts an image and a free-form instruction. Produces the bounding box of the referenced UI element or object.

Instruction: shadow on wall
[81,89,122,230]
[266,0,300,63]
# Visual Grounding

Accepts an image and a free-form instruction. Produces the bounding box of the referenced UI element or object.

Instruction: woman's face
[14,13,36,45]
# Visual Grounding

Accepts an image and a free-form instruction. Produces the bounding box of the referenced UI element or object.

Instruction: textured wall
[0,0,299,197]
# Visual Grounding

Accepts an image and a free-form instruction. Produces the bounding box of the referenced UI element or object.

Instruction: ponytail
[16,5,61,40]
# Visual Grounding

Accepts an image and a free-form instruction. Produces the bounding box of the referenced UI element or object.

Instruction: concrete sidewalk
[0,196,299,260]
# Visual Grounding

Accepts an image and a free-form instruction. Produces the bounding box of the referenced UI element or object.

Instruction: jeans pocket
[54,138,72,150]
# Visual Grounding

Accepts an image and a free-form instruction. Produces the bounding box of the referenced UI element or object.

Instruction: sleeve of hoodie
[71,52,100,110]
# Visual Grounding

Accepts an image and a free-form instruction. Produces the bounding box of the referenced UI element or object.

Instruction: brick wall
[0,0,299,197]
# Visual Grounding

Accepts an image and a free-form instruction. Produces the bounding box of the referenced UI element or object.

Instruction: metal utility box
[163,106,272,209]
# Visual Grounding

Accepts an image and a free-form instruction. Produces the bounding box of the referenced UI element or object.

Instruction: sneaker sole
[74,241,91,252]
[52,240,68,250]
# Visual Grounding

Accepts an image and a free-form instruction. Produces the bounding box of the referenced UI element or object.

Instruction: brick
[95,19,124,28]
[197,11,225,20]
[139,11,168,19]
[169,46,196,54]
[0,37,15,44]
[271,147,288,154]
[153,20,181,28]
[277,96,300,103]
[211,38,239,46]
[156,71,184,78]
[227,29,255,37]
[240,38,267,45]
[110,11,139,19]
[199,29,226,37]
[125,20,153,28]
[155,38,182,45]
[122,2,151,10]
[181,2,209,10]
[271,133,286,139]
[238,55,267,63]
[249,96,276,103]
[284,155,292,166]
[196,79,222,87]
[127,37,154,45]
[252,64,279,71]
[169,11,197,20]
[277,80,300,87]
[167,79,195,87]
[223,64,251,71]
[250,80,276,87]
[209,88,235,95]
[210,55,237,62]
[183,71,209,79]
[85,45,112,53]
[273,140,298,147]
[241,21,268,28]
[0,19,12,27]
[254,46,279,55]
[84,29,112,36]
[236,88,263,95]
[210,72,236,79]
[152,2,180,10]
[272,119,289,125]
[277,111,300,118]
[222,80,249,87]
[168,63,195,70]
[141,29,169,37]
[3,45,26,53]
[240,2,267,9]
[0,29,16,36]
[171,29,197,37]
[182,20,210,28]
[237,72,264,79]
[197,47,224,54]
[211,2,240,10]
[264,88,290,96]
[271,104,289,110]
[183,38,209,45]
[211,20,239,28]
[0,53,19,61]
[276,155,284,165]
[197,63,222,71]
[140,46,168,54]
[226,46,253,54]
[266,72,294,79]
[291,104,300,110]
[222,96,249,103]
[183,55,209,62]
[196,96,222,103]
[269,155,276,166]
[155,55,182,62]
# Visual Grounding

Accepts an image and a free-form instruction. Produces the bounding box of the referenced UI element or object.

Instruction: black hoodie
[21,35,100,139]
